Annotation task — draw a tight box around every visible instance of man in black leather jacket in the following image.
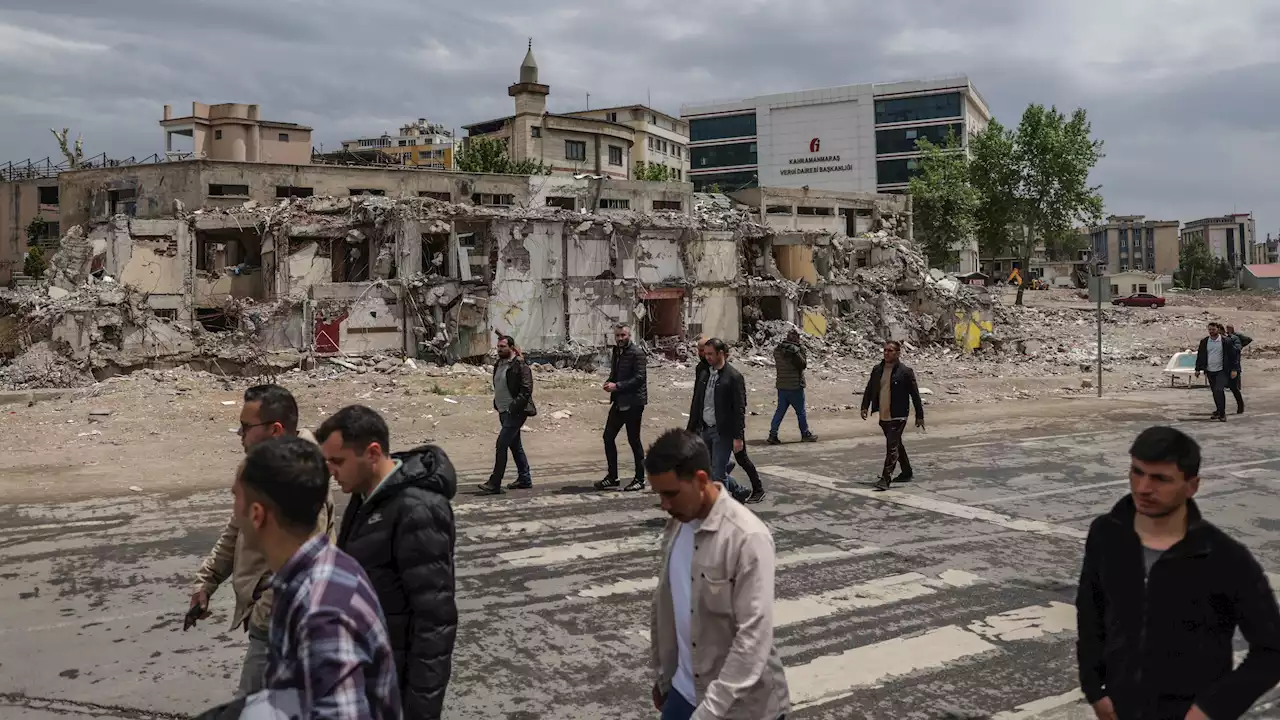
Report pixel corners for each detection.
[596,323,649,492]
[317,405,458,720]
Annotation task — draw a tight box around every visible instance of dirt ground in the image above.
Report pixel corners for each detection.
[1,289,1274,504]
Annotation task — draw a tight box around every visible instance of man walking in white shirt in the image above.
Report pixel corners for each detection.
[647,429,789,720]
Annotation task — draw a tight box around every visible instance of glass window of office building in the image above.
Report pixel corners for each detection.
[691,141,757,170]
[874,92,962,125]
[875,123,965,154]
[876,157,922,185]
[689,114,757,142]
[691,170,757,192]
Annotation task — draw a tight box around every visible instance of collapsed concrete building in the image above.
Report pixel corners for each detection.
[0,159,994,385]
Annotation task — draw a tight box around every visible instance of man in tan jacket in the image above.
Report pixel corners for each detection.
[187,385,336,697]
[647,429,789,720]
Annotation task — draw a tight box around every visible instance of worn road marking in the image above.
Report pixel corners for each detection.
[496,534,657,567]
[762,467,1087,540]
[978,455,1280,505]
[462,507,661,542]
[792,601,1078,711]
[777,569,982,627]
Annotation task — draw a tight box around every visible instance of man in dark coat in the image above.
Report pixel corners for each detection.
[479,335,537,493]
[1194,322,1240,421]
[1225,323,1251,414]
[768,328,817,445]
[860,340,924,492]
[686,338,751,503]
[317,405,458,720]
[597,323,648,492]
[1076,426,1280,720]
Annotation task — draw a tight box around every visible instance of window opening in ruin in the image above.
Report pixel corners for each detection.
[154,309,178,321]
[472,193,514,206]
[196,307,234,332]
[641,298,684,342]
[856,251,869,268]
[758,296,784,321]
[276,186,314,198]
[209,184,250,197]
[546,196,576,211]
[38,186,59,205]
[531,126,542,138]
[350,188,386,196]
[419,191,451,202]
[108,188,137,217]
[796,206,831,216]
[653,200,682,211]
[279,133,290,142]
[766,205,792,215]
[331,235,374,283]
[565,140,587,162]
[608,145,623,166]
[422,233,451,277]
[599,198,630,210]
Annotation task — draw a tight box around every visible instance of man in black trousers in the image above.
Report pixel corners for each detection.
[1076,426,1280,720]
[1225,323,1251,414]
[478,335,537,494]
[596,324,648,492]
[859,340,924,492]
[1194,322,1239,422]
[686,338,751,504]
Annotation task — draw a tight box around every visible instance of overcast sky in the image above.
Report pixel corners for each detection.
[2,0,1277,239]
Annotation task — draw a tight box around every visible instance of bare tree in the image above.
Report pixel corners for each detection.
[51,128,84,168]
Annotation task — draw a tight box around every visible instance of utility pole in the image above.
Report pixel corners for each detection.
[1094,256,1103,397]
[586,92,590,110]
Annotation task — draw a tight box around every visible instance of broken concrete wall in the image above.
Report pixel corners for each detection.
[687,231,737,284]
[689,287,739,341]
[288,241,332,296]
[567,280,632,346]
[635,229,686,285]
[310,283,407,356]
[490,220,567,351]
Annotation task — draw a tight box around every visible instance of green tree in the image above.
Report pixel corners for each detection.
[453,137,550,175]
[26,217,49,247]
[969,106,1105,304]
[634,162,672,182]
[24,247,47,280]
[1175,240,1213,289]
[908,132,976,270]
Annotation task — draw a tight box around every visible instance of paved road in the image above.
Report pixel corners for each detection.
[2,410,1279,719]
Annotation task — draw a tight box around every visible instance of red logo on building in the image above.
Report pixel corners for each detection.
[809,138,821,153]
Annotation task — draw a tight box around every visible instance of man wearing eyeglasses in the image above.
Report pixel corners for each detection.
[186,385,336,698]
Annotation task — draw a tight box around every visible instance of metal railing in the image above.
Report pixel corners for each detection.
[0,152,165,182]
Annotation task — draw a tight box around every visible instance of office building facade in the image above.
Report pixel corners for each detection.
[1085,215,1181,275]
[1180,213,1256,269]
[680,76,990,193]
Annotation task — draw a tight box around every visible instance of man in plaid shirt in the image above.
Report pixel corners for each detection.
[234,436,401,720]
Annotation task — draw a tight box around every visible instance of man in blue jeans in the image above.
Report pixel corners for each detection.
[686,338,750,504]
[767,329,818,446]
[478,335,536,494]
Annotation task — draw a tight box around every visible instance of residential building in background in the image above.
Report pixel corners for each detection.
[1180,213,1255,270]
[161,102,312,164]
[1084,215,1181,275]
[680,76,990,194]
[339,119,455,168]
[463,43,638,181]
[0,169,61,285]
[563,105,689,181]
[1263,233,1280,264]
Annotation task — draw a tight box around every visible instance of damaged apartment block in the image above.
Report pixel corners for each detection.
[6,160,994,380]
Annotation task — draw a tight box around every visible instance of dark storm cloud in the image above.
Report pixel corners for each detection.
[1,0,1276,235]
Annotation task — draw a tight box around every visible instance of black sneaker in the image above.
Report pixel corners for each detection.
[506,480,533,490]
[892,472,913,484]
[801,433,818,443]
[731,487,751,504]
[766,436,782,446]
[1217,415,1228,423]
[594,476,620,491]
[1237,405,1245,415]
[477,481,505,495]
[623,478,646,492]
[873,479,891,492]
[745,490,766,504]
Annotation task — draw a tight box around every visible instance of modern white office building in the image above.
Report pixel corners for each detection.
[680,76,991,194]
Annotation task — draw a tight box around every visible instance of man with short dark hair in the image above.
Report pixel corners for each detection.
[1195,322,1239,421]
[188,384,335,698]
[647,429,789,720]
[233,436,398,719]
[1224,323,1251,414]
[768,328,817,446]
[1076,426,1280,720]
[686,338,750,503]
[860,341,924,492]
[318,405,457,720]
[480,335,536,494]
[597,323,648,492]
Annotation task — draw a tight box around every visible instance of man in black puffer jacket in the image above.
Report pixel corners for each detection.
[317,405,457,720]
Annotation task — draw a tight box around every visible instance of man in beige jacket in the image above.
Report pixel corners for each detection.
[187,385,336,697]
[647,429,789,720]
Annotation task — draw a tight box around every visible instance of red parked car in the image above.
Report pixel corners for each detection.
[1112,293,1166,308]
